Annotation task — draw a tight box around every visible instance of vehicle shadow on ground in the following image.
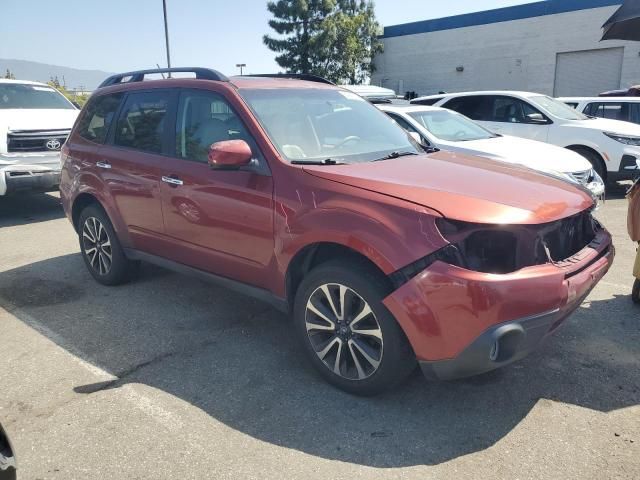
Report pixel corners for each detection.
[0,193,64,227]
[0,254,638,467]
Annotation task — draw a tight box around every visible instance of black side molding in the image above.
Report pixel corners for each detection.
[124,249,288,313]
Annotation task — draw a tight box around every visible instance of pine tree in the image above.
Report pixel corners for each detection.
[263,0,336,74]
[263,0,383,84]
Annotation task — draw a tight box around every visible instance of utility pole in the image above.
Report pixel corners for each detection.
[162,0,172,77]
[236,63,246,76]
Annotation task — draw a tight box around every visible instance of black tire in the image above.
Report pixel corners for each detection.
[293,259,416,396]
[632,279,640,305]
[77,204,138,286]
[570,147,607,183]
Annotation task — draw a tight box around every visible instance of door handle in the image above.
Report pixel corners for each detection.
[162,175,184,186]
[96,161,111,169]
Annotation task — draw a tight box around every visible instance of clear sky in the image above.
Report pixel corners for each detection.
[1,0,534,75]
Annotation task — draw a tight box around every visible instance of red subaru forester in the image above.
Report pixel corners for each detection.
[60,68,614,395]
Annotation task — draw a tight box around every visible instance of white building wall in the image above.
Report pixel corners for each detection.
[372,5,640,97]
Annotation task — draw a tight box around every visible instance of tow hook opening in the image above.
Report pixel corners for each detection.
[489,327,525,363]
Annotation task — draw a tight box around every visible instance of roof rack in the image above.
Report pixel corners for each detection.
[98,67,229,88]
[244,73,335,85]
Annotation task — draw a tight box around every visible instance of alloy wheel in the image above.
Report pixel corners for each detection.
[82,217,112,276]
[305,283,383,380]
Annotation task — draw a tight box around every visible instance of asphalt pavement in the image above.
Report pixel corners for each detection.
[0,188,638,479]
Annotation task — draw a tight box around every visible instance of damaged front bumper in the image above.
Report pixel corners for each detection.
[0,153,62,195]
[382,228,614,380]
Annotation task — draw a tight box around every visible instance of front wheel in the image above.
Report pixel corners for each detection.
[293,259,416,396]
[632,279,640,305]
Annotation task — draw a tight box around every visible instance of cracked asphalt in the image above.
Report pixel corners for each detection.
[0,189,638,480]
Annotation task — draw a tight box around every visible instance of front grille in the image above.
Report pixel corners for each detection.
[434,210,599,275]
[7,129,70,152]
[568,170,593,185]
[538,210,597,262]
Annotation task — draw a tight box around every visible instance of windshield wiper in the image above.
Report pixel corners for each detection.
[290,158,345,165]
[373,151,419,162]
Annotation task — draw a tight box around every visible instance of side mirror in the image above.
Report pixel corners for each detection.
[208,140,252,169]
[526,113,548,124]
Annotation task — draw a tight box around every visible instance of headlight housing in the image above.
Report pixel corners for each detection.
[604,132,640,146]
[389,212,600,288]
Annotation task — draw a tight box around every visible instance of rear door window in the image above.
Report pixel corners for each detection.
[114,91,171,154]
[442,96,490,120]
[585,102,628,121]
[77,93,124,144]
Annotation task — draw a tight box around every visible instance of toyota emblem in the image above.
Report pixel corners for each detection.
[46,139,61,150]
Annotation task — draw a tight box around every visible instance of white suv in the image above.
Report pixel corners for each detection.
[377,103,605,198]
[411,91,640,183]
[558,97,640,128]
[0,79,79,196]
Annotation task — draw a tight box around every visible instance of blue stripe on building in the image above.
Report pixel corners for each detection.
[383,0,622,38]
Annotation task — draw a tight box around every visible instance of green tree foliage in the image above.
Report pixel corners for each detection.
[263,0,335,74]
[47,80,89,108]
[263,0,383,84]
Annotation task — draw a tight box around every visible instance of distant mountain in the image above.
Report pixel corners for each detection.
[0,59,113,91]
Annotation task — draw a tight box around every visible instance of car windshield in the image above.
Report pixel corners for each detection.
[408,109,496,142]
[529,95,587,121]
[0,83,75,110]
[239,87,420,163]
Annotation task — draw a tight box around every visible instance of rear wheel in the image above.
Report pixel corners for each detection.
[293,259,415,395]
[78,204,138,286]
[632,279,640,305]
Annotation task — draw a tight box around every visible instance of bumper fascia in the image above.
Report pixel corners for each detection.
[2,169,61,195]
[609,153,640,181]
[383,229,614,380]
[0,152,62,195]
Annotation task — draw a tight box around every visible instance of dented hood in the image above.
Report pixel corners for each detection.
[303,151,594,225]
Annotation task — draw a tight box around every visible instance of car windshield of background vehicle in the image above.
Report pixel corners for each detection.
[408,110,496,142]
[529,95,587,121]
[0,83,75,109]
[239,88,420,163]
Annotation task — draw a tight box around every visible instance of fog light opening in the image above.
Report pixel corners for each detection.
[489,341,500,362]
[489,329,524,363]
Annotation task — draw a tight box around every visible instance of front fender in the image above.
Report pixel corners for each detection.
[273,188,448,297]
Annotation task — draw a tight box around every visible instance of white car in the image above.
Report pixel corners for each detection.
[558,97,640,128]
[378,104,605,198]
[0,79,79,196]
[342,84,398,100]
[411,91,640,183]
